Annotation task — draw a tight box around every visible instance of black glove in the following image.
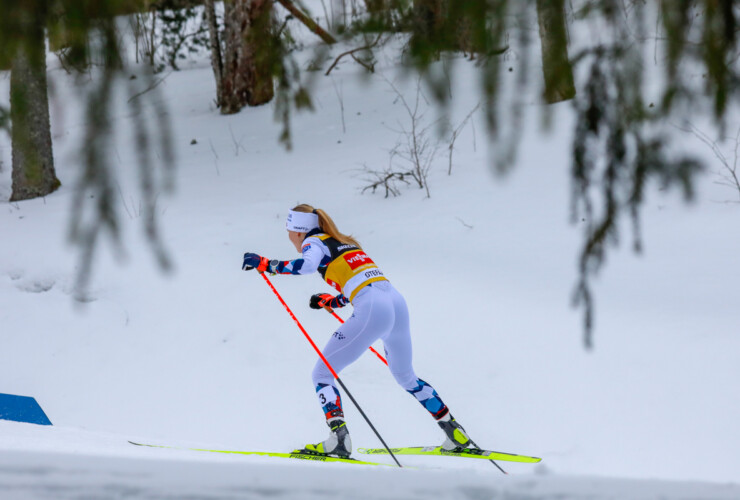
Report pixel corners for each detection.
[310,293,349,310]
[310,293,333,309]
[243,253,271,272]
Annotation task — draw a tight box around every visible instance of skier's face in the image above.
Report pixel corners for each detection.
[288,230,305,253]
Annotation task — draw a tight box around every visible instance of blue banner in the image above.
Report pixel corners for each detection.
[0,393,52,426]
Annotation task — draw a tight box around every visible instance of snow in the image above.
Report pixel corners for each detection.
[1,6,740,499]
[2,422,739,500]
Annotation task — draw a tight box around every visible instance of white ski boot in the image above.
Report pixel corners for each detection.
[302,419,352,457]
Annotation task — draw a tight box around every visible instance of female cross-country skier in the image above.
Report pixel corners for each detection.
[242,204,471,457]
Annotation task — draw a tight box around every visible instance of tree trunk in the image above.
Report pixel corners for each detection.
[220,0,275,114]
[330,0,346,30]
[204,0,224,107]
[365,0,387,14]
[411,0,479,56]
[536,0,576,104]
[10,7,60,202]
[47,1,70,53]
[413,0,444,39]
[410,0,444,60]
[275,0,337,44]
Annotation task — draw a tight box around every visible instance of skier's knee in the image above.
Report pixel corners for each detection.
[391,370,418,390]
[312,363,334,387]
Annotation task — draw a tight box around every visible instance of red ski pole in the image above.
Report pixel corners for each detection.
[257,272,402,467]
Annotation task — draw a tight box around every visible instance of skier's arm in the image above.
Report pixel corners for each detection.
[268,238,327,275]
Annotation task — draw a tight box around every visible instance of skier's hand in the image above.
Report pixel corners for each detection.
[331,294,350,308]
[310,293,349,310]
[243,253,269,272]
[310,293,334,309]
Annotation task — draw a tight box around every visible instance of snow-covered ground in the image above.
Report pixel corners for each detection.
[2,422,740,500]
[1,6,739,499]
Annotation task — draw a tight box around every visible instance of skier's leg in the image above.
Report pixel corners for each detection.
[310,285,394,404]
[381,284,442,410]
[306,285,394,455]
[315,383,344,422]
[405,379,450,420]
[383,284,471,449]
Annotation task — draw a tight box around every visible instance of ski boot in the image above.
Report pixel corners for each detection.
[302,419,352,458]
[437,414,471,451]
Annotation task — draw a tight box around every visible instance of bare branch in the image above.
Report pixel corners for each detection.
[276,0,337,45]
[325,34,383,76]
[128,72,171,103]
[449,102,480,175]
[678,123,740,203]
[455,216,474,229]
[331,78,346,134]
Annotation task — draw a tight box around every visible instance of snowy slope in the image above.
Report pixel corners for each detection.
[3,421,740,500]
[1,6,740,498]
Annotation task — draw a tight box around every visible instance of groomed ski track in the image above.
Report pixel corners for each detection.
[1,422,738,500]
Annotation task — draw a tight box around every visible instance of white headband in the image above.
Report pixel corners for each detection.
[286,210,319,233]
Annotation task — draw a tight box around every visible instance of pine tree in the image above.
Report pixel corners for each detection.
[9,0,60,202]
[220,0,276,113]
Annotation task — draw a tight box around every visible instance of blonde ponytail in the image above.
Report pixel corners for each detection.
[291,204,361,248]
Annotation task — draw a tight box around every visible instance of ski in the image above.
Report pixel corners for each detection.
[128,441,389,466]
[358,446,541,463]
